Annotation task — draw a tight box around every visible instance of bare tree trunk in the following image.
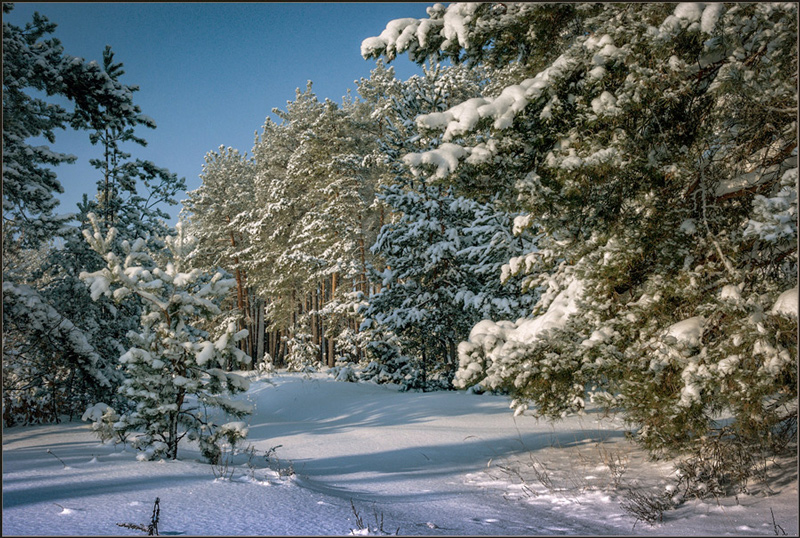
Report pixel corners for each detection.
[311,289,318,346]
[421,347,428,393]
[224,215,253,364]
[256,298,265,364]
[243,288,253,360]
[280,329,288,366]
[312,284,324,364]
[448,338,457,379]
[318,284,323,350]
[355,316,362,363]
[327,273,337,367]
[270,329,278,365]
[103,127,111,227]
[358,214,368,296]
[167,386,185,460]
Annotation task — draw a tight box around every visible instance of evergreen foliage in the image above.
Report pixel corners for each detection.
[356,62,535,390]
[6,2,795,489]
[80,214,252,461]
[184,83,385,370]
[3,5,185,427]
[364,2,797,465]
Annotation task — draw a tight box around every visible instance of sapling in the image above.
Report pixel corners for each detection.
[80,214,252,461]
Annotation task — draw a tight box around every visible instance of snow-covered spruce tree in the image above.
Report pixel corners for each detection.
[357,62,536,390]
[363,184,537,390]
[365,1,797,473]
[80,214,252,461]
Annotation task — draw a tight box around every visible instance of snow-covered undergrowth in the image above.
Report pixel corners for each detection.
[3,372,797,536]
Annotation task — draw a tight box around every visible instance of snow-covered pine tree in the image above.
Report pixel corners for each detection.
[1,278,116,425]
[80,214,252,461]
[3,5,79,248]
[77,45,185,242]
[288,95,384,368]
[183,146,262,365]
[15,201,134,420]
[36,44,186,421]
[221,83,384,370]
[243,84,326,366]
[365,2,797,471]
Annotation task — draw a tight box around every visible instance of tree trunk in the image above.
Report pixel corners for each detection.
[421,347,428,393]
[319,278,328,364]
[280,329,288,366]
[327,273,337,367]
[270,329,278,365]
[358,214,368,296]
[256,298,265,365]
[313,284,324,364]
[311,289,318,345]
[448,338,457,383]
[167,387,185,460]
[224,215,252,361]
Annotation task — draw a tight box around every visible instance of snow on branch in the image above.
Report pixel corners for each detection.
[360,18,429,60]
[401,53,575,178]
[418,55,572,141]
[361,3,481,60]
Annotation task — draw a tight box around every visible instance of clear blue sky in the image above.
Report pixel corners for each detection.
[4,2,432,224]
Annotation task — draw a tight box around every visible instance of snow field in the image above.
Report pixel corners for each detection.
[3,372,797,536]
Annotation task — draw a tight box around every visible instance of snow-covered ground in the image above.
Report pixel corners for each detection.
[3,372,797,536]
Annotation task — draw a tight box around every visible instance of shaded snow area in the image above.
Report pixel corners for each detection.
[3,372,797,536]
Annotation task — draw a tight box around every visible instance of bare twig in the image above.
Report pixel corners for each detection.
[350,499,365,531]
[117,497,160,536]
[349,499,399,535]
[117,522,149,533]
[771,507,787,536]
[46,449,67,468]
[620,488,672,530]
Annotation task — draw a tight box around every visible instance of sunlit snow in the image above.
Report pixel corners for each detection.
[772,287,798,318]
[4,372,797,536]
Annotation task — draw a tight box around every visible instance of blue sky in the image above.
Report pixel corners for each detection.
[5,2,432,224]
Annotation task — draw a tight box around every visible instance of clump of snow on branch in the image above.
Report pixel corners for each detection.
[771,287,798,318]
[360,18,424,60]
[743,167,797,244]
[454,275,583,395]
[360,3,480,60]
